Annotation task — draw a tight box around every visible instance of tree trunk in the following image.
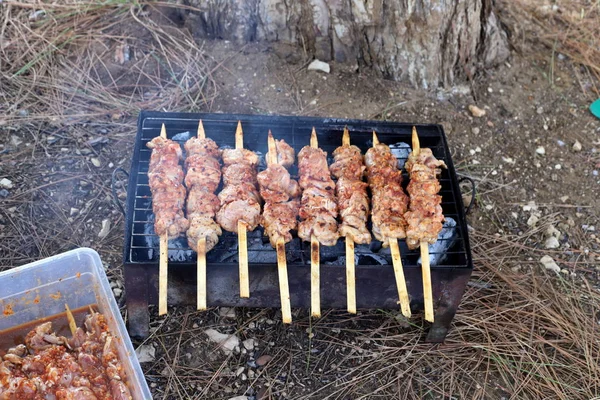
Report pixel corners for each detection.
[182,0,509,89]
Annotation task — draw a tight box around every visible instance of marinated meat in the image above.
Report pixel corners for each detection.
[404,147,447,249]
[147,136,189,238]
[184,136,223,252]
[0,312,132,400]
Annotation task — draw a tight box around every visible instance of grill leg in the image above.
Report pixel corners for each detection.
[425,269,471,343]
[125,264,150,339]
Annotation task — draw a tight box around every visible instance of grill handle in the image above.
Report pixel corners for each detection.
[458,176,476,214]
[111,167,129,217]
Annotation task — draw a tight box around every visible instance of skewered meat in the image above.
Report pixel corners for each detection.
[404,147,447,249]
[266,138,295,168]
[261,200,300,246]
[147,136,189,238]
[365,142,409,245]
[258,137,300,247]
[297,146,339,246]
[0,311,132,399]
[184,137,223,252]
[330,143,371,244]
[257,164,301,203]
[217,148,262,232]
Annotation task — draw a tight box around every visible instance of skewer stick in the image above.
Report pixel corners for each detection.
[195,121,208,310]
[412,126,434,322]
[236,121,250,298]
[266,131,292,322]
[373,130,411,318]
[197,238,207,311]
[346,234,356,314]
[158,124,169,316]
[276,239,292,323]
[389,239,411,318]
[64,303,77,336]
[310,127,321,318]
[197,119,206,139]
[342,127,356,314]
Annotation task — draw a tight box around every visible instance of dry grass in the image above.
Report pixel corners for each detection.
[502,0,600,98]
[0,1,218,126]
[140,228,600,399]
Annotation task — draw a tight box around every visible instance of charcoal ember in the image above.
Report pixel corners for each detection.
[418,217,457,266]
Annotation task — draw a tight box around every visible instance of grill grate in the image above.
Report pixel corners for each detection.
[123,112,472,271]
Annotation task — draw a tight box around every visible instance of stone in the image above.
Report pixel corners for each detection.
[544,236,560,249]
[236,366,245,376]
[227,396,248,400]
[535,147,545,155]
[526,215,539,227]
[0,178,13,189]
[70,208,79,216]
[468,105,486,117]
[113,288,123,297]
[204,329,240,355]
[91,157,101,168]
[540,255,560,274]
[219,307,236,319]
[98,219,111,239]
[307,59,331,73]
[135,344,156,363]
[256,355,273,367]
[572,140,582,152]
[242,338,255,351]
[546,226,560,238]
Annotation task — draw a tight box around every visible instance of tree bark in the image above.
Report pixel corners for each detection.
[182,0,509,88]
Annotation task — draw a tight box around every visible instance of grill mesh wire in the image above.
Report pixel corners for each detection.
[124,113,470,269]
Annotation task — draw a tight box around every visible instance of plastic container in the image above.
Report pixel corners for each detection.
[0,248,152,399]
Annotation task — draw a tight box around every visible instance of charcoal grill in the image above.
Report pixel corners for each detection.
[117,111,473,342]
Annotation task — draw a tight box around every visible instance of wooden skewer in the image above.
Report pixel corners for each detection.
[342,127,356,314]
[235,121,251,298]
[196,120,208,311]
[276,239,292,323]
[373,131,411,318]
[412,126,434,322]
[64,303,77,336]
[158,123,169,316]
[310,127,321,318]
[266,131,292,323]
[389,238,411,318]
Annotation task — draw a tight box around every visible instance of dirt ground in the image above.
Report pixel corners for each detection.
[1,2,600,399]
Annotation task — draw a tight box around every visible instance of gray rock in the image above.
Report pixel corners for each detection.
[572,140,582,152]
[135,344,156,363]
[91,157,101,168]
[242,338,255,351]
[544,236,560,249]
[204,329,239,355]
[308,59,331,73]
[219,307,236,319]
[98,219,111,239]
[0,178,13,189]
[540,255,560,273]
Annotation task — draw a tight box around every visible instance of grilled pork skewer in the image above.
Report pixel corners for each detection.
[257,132,299,323]
[405,127,447,323]
[329,127,371,313]
[216,121,262,298]
[365,132,411,318]
[147,124,189,315]
[298,128,339,317]
[184,120,222,310]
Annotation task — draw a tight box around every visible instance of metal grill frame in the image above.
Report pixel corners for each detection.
[122,111,473,342]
